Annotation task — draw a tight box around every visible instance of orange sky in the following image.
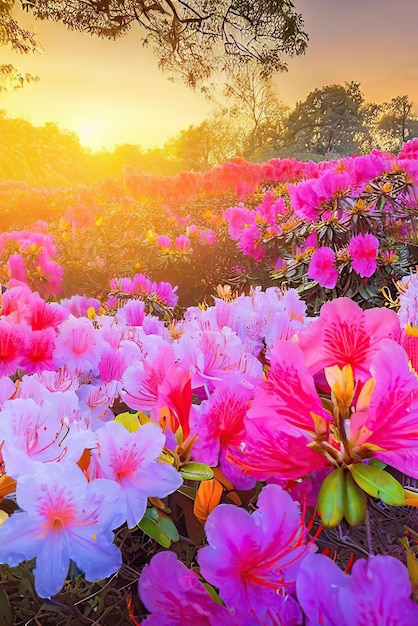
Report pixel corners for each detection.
[2,0,418,151]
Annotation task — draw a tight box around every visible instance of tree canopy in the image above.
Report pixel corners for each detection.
[20,0,308,87]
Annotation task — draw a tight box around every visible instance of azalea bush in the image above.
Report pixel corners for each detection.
[0,275,418,623]
[2,145,418,622]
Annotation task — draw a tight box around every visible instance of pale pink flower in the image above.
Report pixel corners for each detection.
[0,464,123,598]
[92,421,182,528]
[54,316,103,374]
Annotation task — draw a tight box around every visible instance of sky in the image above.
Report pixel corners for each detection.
[2,0,418,151]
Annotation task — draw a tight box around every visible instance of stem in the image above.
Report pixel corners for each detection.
[365,509,373,555]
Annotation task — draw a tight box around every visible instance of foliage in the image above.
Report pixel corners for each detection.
[23,0,308,87]
[0,0,39,90]
[3,146,418,620]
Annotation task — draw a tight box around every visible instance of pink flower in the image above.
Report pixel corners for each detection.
[191,379,255,489]
[174,234,190,252]
[296,554,418,625]
[224,205,256,240]
[0,320,26,376]
[121,344,177,412]
[234,340,330,481]
[298,298,400,381]
[138,551,234,625]
[98,347,127,383]
[0,397,95,479]
[349,339,418,478]
[198,484,311,623]
[92,421,182,528]
[20,327,57,374]
[307,247,338,289]
[0,464,123,598]
[156,235,172,250]
[54,316,103,374]
[349,233,379,277]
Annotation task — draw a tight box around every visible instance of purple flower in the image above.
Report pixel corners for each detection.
[198,484,313,622]
[296,553,418,625]
[138,551,235,625]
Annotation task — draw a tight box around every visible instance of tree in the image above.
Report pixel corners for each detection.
[377,95,418,152]
[0,0,39,91]
[217,62,289,160]
[165,110,247,170]
[281,82,366,158]
[22,0,308,87]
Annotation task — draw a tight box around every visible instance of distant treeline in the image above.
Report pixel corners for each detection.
[1,81,417,187]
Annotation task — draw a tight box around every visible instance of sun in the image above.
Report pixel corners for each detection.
[75,122,106,151]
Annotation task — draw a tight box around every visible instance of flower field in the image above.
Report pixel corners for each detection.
[2,142,418,623]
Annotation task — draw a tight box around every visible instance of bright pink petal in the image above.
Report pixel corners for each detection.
[307,247,338,289]
[298,298,400,381]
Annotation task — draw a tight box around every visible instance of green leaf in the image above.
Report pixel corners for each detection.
[179,463,214,481]
[316,467,345,528]
[368,459,387,470]
[0,589,13,626]
[144,507,159,522]
[202,583,224,605]
[158,517,179,543]
[137,516,171,548]
[177,485,197,500]
[344,470,367,526]
[350,464,406,506]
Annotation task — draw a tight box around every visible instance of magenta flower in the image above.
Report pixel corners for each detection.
[0,320,27,377]
[349,233,379,277]
[349,339,418,478]
[138,551,235,625]
[296,554,418,625]
[307,247,338,289]
[20,327,57,374]
[298,298,400,381]
[156,234,172,250]
[0,464,123,598]
[175,234,190,252]
[198,484,313,622]
[233,340,330,481]
[92,421,182,528]
[191,379,255,489]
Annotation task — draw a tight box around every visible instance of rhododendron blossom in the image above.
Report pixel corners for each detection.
[0,464,123,598]
[138,551,235,625]
[307,247,338,288]
[198,484,314,623]
[191,379,255,489]
[298,298,400,381]
[296,553,418,625]
[238,336,418,482]
[349,233,379,277]
[92,421,182,527]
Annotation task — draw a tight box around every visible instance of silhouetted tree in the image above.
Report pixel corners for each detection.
[281,82,366,158]
[22,0,308,87]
